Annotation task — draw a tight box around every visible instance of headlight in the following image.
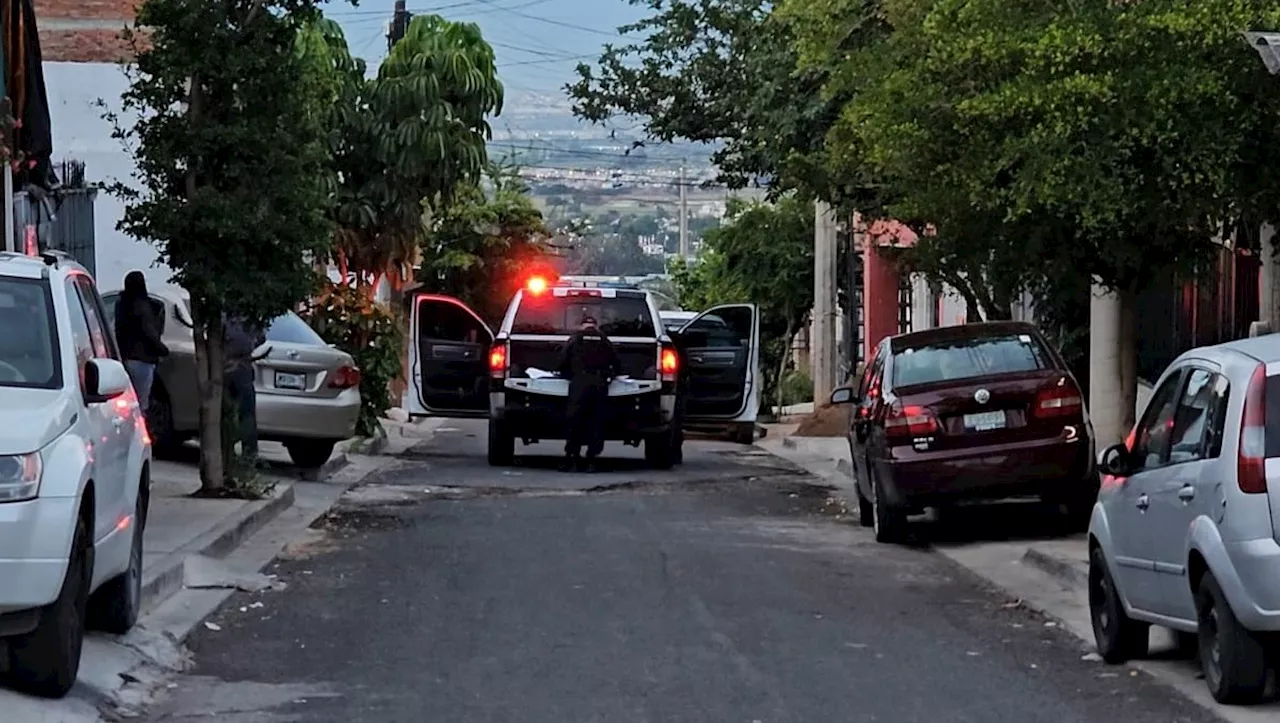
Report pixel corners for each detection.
[0,453,42,502]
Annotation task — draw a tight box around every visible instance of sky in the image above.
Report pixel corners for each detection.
[323,0,650,99]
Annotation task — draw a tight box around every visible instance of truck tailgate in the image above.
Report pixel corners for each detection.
[509,338,657,380]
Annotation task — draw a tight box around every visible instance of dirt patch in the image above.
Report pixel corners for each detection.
[793,404,848,437]
[277,531,343,561]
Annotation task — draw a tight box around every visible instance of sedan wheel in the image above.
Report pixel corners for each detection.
[870,474,906,544]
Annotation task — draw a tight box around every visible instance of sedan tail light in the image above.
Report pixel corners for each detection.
[1033,377,1083,418]
[328,364,361,389]
[1238,364,1268,494]
[884,401,938,439]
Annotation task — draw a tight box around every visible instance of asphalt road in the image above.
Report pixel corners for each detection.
[145,422,1218,723]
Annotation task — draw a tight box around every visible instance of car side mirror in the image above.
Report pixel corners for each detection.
[830,386,857,405]
[84,358,131,404]
[1099,443,1132,477]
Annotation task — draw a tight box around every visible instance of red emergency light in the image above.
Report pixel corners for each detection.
[526,276,549,294]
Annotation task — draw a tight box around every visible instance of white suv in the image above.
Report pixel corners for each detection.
[1089,335,1280,705]
[0,252,151,698]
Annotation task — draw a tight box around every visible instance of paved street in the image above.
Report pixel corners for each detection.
[145,421,1218,723]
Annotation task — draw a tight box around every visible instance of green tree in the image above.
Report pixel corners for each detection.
[309,15,504,296]
[417,165,550,324]
[113,0,332,492]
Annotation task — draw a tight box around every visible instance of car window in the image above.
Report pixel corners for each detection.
[680,311,747,349]
[1168,369,1224,464]
[867,345,887,401]
[102,292,169,334]
[0,277,60,389]
[419,300,486,343]
[63,278,97,391]
[891,333,1051,388]
[512,295,656,337]
[266,313,326,346]
[1131,371,1184,470]
[74,276,118,360]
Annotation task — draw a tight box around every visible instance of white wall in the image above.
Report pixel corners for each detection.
[45,62,171,292]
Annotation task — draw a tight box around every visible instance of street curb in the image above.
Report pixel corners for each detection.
[139,483,297,614]
[756,424,768,439]
[1021,547,1089,588]
[835,457,854,479]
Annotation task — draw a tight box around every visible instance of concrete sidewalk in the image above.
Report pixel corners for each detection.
[758,426,1280,723]
[0,416,442,721]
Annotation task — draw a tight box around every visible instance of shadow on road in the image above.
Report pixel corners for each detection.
[897,499,1080,548]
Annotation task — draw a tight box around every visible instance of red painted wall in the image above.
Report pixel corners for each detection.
[863,244,900,361]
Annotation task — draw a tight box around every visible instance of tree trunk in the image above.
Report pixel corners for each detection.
[776,320,795,415]
[192,302,226,492]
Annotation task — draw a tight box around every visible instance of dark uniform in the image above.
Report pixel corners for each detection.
[556,318,622,470]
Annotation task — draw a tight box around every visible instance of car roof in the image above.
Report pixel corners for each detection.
[0,251,88,280]
[1193,334,1280,365]
[888,320,1041,352]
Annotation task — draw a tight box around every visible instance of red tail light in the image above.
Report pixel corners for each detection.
[329,364,361,389]
[1238,364,1268,494]
[489,342,509,377]
[1034,377,1083,418]
[659,345,679,381]
[885,402,938,439]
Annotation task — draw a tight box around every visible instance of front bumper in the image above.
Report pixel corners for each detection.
[0,496,77,615]
[494,389,674,440]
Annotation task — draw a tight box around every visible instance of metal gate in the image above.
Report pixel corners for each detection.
[10,187,97,276]
[898,274,913,334]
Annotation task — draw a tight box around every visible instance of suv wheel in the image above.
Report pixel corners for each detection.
[488,419,515,466]
[1088,545,1148,663]
[7,514,92,699]
[1197,571,1268,704]
[89,483,147,634]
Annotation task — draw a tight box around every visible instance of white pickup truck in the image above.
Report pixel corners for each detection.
[404,279,760,467]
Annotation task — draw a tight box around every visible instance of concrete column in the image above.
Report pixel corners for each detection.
[812,201,839,405]
[1089,284,1135,448]
[1260,223,1279,332]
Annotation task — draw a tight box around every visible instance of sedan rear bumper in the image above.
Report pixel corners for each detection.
[257,387,361,441]
[877,435,1093,507]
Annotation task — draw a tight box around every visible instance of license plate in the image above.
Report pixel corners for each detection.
[274,371,306,390]
[963,410,1006,431]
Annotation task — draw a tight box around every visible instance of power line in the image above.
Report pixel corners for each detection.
[470,0,630,38]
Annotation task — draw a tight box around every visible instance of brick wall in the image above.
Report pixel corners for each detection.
[34,0,138,63]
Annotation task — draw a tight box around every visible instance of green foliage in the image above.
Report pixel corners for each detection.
[567,0,861,203]
[298,15,504,290]
[302,283,404,438]
[111,0,333,489]
[780,369,814,407]
[417,165,549,324]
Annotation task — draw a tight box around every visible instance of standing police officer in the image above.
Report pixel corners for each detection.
[557,315,622,472]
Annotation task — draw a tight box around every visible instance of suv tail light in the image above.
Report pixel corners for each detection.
[1033,377,1083,418]
[884,401,938,439]
[659,344,679,382]
[329,364,361,389]
[1238,364,1268,494]
[489,342,509,378]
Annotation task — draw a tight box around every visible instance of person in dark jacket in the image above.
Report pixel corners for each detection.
[556,315,622,472]
[113,271,169,412]
[224,314,268,461]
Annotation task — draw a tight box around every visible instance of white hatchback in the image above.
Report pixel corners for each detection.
[0,252,151,698]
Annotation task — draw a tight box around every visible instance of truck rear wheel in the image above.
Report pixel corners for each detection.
[645,432,674,470]
[488,419,515,466]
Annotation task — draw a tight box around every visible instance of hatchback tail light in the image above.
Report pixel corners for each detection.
[329,364,361,389]
[1033,377,1083,418]
[884,401,938,439]
[1238,364,1268,494]
[489,342,509,378]
[659,344,679,382]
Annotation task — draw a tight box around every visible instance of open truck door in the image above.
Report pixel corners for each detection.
[676,303,761,444]
[406,293,495,418]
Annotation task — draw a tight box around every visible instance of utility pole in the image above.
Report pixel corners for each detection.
[678,162,689,259]
[388,0,411,50]
[812,201,838,407]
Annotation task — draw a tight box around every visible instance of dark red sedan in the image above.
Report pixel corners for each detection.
[830,321,1097,543]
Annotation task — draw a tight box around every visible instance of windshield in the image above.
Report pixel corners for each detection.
[267,312,327,346]
[0,277,61,389]
[513,295,656,337]
[892,334,1051,388]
